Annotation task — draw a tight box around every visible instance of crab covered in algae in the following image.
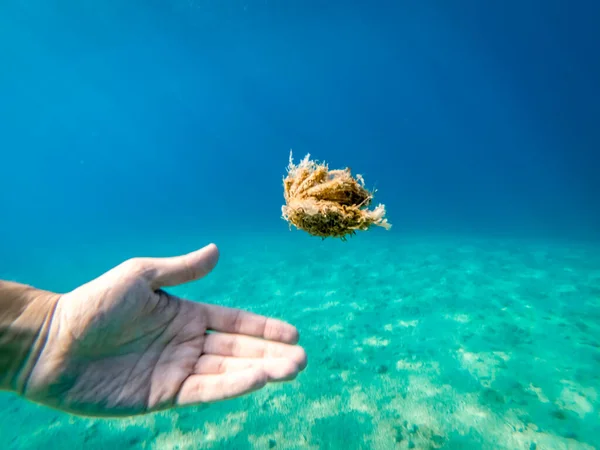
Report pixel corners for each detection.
[281,151,391,240]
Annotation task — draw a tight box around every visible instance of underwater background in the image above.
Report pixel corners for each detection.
[1,0,599,448]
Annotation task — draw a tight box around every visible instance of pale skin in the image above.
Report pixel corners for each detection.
[11,243,307,417]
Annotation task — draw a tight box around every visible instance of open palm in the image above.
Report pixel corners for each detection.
[22,244,306,417]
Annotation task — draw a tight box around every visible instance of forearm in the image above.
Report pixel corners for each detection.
[0,280,60,393]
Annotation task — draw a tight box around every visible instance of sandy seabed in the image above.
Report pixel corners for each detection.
[1,232,599,449]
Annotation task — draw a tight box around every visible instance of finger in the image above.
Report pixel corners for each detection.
[203,303,300,344]
[194,355,301,380]
[146,243,220,290]
[176,368,268,405]
[203,333,307,370]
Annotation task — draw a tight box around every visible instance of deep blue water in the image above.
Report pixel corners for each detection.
[1,0,599,256]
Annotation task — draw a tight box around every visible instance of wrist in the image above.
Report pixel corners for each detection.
[0,280,60,393]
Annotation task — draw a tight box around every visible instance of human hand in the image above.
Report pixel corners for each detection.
[21,244,306,417]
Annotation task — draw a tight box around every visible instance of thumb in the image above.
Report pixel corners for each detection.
[145,243,220,290]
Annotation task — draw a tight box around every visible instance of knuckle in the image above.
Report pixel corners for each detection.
[120,257,155,279]
[230,309,243,334]
[121,257,144,271]
[253,370,269,388]
[263,318,275,340]
[181,257,198,283]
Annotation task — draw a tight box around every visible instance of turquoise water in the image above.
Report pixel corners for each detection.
[1,231,600,449]
[1,1,600,448]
